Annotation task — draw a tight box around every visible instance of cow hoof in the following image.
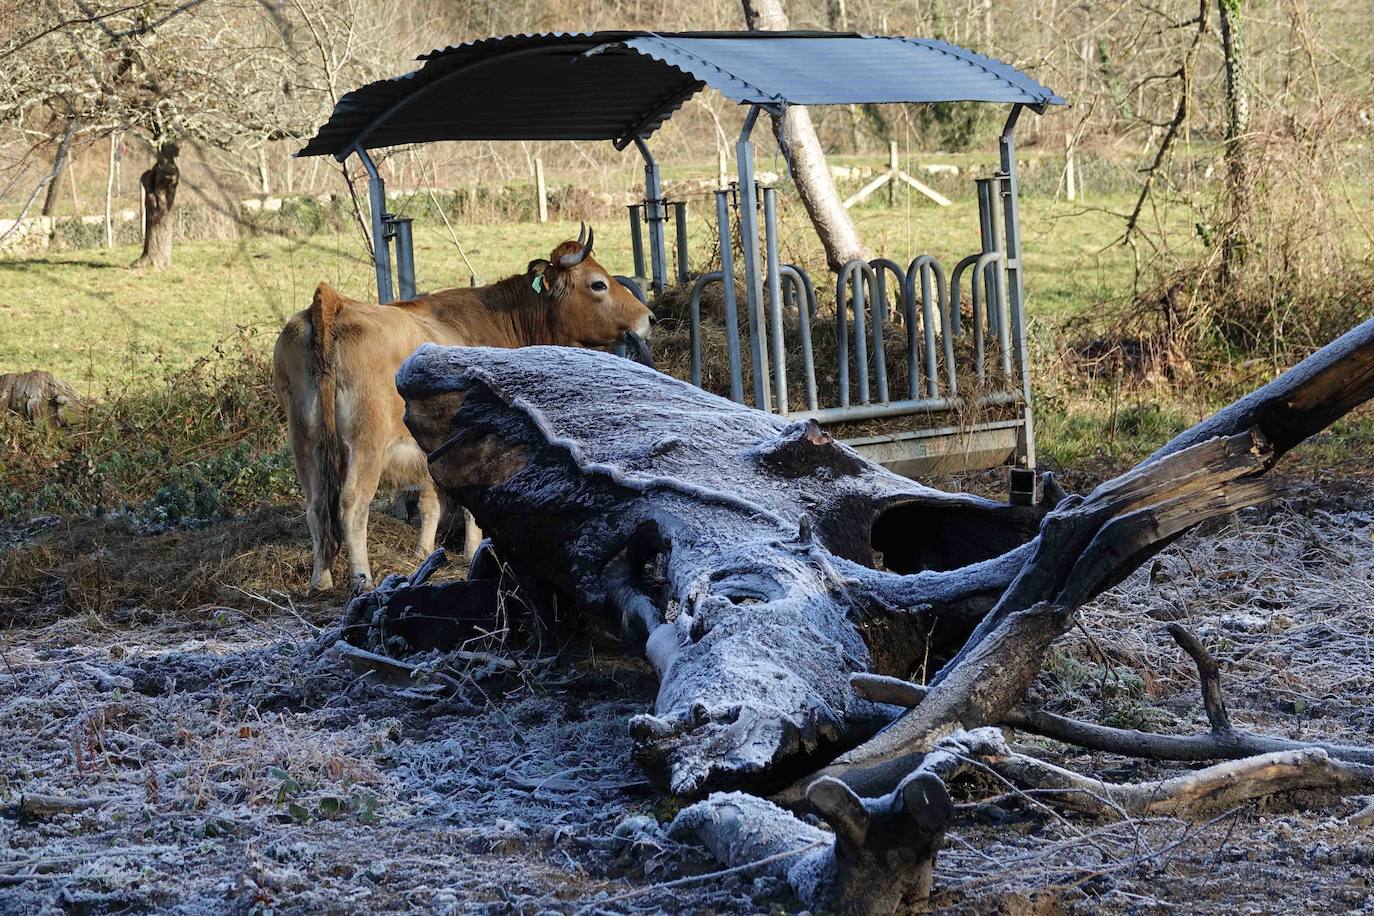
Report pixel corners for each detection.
[310,570,334,593]
[348,573,373,597]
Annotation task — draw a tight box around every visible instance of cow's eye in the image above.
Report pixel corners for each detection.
[590,279,608,293]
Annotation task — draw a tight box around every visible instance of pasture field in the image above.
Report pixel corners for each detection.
[3,179,1372,523]
[4,175,1374,913]
[0,190,1169,389]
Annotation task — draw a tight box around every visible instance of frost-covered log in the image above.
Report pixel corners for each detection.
[382,317,1374,913]
[397,343,1045,796]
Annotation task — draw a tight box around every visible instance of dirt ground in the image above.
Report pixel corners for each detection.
[3,469,1374,914]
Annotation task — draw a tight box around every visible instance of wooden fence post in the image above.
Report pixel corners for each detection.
[534,156,548,223]
[888,141,899,207]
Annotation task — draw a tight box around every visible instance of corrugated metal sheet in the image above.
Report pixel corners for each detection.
[297,31,1064,159]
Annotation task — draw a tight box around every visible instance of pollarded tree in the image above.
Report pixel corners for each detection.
[0,1,377,269]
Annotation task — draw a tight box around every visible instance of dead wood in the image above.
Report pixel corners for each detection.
[779,428,1278,805]
[969,731,1374,819]
[16,793,113,819]
[0,370,81,424]
[396,344,1044,796]
[668,729,988,914]
[851,639,1374,766]
[380,316,1374,912]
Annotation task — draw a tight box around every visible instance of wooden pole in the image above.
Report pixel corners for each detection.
[888,141,899,207]
[534,156,548,223]
[104,133,116,247]
[68,149,82,214]
[1065,135,1077,202]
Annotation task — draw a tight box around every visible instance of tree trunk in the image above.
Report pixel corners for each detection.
[1217,0,1251,279]
[393,344,1044,797]
[41,119,79,217]
[375,314,1374,913]
[741,0,869,271]
[134,141,180,270]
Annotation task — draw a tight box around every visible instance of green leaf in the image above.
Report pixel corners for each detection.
[287,802,311,824]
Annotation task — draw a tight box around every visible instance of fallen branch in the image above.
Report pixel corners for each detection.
[851,633,1374,766]
[16,793,113,818]
[971,733,1374,818]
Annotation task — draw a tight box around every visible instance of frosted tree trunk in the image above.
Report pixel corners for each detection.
[741,0,869,271]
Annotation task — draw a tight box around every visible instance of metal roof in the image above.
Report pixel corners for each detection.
[297,31,1065,159]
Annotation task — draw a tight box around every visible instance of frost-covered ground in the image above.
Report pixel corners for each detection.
[3,479,1374,914]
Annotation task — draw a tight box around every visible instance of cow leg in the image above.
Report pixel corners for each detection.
[306,493,336,592]
[416,474,442,557]
[463,510,485,563]
[339,449,385,594]
[287,424,335,592]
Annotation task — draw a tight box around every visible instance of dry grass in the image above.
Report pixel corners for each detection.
[0,504,452,625]
[650,278,1020,441]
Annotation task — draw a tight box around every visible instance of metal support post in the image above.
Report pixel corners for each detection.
[714,191,745,403]
[736,106,771,411]
[762,186,788,413]
[672,201,689,286]
[633,137,668,295]
[355,146,394,304]
[392,216,415,299]
[974,177,1003,336]
[627,204,647,287]
[999,104,1038,486]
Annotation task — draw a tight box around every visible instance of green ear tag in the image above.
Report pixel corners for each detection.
[531,275,544,293]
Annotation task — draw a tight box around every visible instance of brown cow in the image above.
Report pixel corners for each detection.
[272,227,651,592]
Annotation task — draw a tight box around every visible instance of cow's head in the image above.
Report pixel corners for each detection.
[536,224,652,348]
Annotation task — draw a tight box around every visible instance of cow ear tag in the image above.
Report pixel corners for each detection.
[531,275,544,293]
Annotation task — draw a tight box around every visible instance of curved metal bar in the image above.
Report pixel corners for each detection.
[949,252,981,383]
[685,270,724,388]
[836,259,877,407]
[782,264,818,319]
[898,268,921,399]
[949,252,980,338]
[869,258,905,404]
[869,258,905,322]
[633,136,668,295]
[777,265,818,410]
[614,274,647,303]
[908,255,948,398]
[713,191,745,403]
[906,254,950,398]
[970,252,1004,382]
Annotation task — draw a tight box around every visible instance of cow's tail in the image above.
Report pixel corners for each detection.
[310,282,345,560]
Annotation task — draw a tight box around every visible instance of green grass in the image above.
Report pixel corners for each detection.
[2,178,1367,525]
[0,189,1162,389]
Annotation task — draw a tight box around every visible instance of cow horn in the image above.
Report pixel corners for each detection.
[558,224,594,269]
[576,222,587,245]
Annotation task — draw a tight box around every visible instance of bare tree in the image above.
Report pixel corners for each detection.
[741,0,869,271]
[0,1,386,268]
[1216,0,1251,279]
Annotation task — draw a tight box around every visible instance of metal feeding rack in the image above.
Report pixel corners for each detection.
[297,31,1065,500]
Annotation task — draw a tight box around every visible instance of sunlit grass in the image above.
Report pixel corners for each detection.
[0,188,1166,390]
